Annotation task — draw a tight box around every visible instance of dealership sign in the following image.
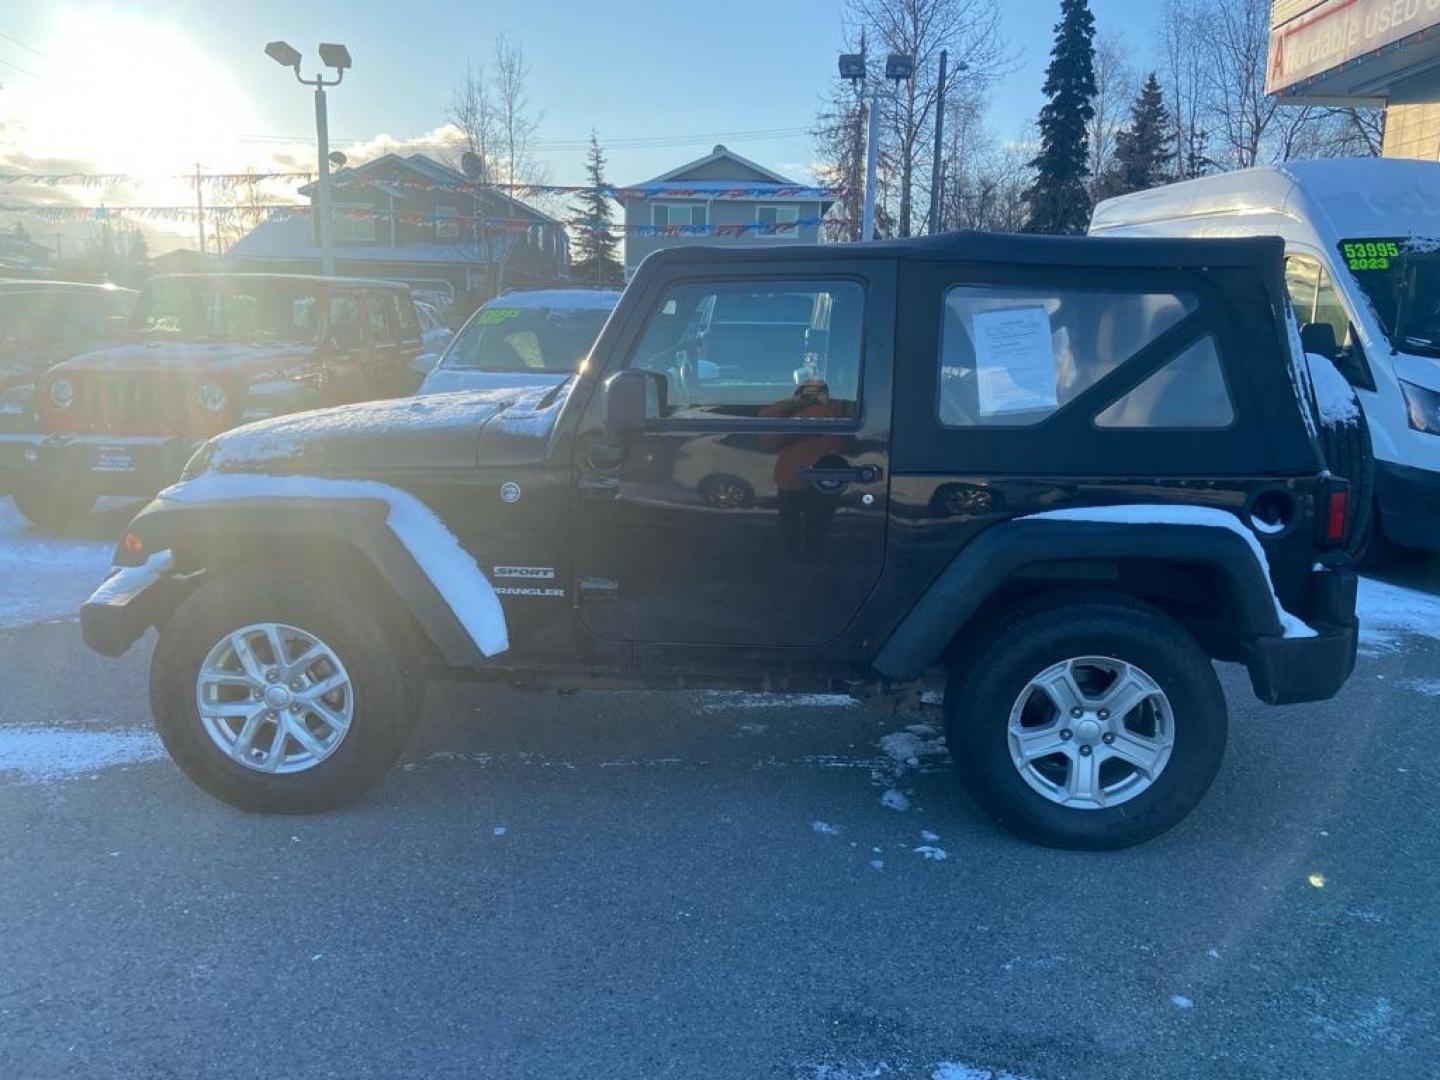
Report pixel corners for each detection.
[1268,0,1440,93]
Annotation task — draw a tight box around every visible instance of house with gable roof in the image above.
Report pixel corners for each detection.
[228,153,568,303]
[619,145,834,278]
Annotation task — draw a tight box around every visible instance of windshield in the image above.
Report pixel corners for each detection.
[131,278,322,343]
[1339,237,1440,357]
[442,304,611,372]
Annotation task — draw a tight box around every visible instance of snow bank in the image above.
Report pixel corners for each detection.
[1027,504,1317,638]
[1306,353,1362,426]
[0,498,114,628]
[164,473,508,656]
[0,726,165,782]
[1357,577,1440,652]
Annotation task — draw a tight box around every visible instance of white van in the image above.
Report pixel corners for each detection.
[1091,159,1440,551]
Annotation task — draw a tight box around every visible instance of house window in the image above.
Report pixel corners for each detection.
[755,204,801,236]
[331,203,377,243]
[652,202,707,228]
[436,205,461,241]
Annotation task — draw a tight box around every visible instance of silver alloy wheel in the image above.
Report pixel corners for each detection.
[1006,656,1175,810]
[196,622,354,775]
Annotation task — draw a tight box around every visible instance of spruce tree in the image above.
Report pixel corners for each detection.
[1103,72,1172,198]
[568,131,624,287]
[1023,0,1097,235]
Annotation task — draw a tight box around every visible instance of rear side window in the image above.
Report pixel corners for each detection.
[394,295,420,341]
[364,293,397,345]
[938,286,1195,427]
[1094,335,1234,429]
[329,294,364,350]
[629,279,864,421]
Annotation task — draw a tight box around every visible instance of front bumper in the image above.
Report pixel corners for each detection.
[1242,563,1358,706]
[80,550,184,658]
[1,433,200,497]
[1375,459,1440,552]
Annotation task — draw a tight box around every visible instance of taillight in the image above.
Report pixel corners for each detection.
[1319,481,1350,548]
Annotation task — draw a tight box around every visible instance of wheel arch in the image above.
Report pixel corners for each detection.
[872,518,1285,681]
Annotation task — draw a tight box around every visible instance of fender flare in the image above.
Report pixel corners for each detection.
[871,517,1286,681]
[116,477,507,667]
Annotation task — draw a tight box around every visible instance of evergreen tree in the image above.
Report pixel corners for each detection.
[1023,0,1097,235]
[568,131,624,288]
[1102,72,1173,197]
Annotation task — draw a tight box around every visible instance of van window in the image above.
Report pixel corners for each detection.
[629,280,864,421]
[1095,336,1234,428]
[938,286,1195,427]
[1285,254,1352,352]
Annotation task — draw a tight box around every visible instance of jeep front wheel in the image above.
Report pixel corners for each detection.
[945,597,1227,850]
[150,565,420,812]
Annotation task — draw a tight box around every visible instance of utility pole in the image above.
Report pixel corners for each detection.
[862,94,882,242]
[929,51,947,236]
[194,163,206,255]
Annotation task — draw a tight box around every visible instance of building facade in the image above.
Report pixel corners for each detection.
[1268,0,1440,160]
[229,153,568,302]
[620,146,833,278]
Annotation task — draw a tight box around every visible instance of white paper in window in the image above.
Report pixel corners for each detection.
[972,305,1059,417]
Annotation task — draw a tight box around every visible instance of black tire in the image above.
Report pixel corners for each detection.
[13,484,95,530]
[944,594,1227,850]
[150,564,421,813]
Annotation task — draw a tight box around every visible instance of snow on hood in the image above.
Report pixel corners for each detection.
[205,387,549,472]
[54,340,313,373]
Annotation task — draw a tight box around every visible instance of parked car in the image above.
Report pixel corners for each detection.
[418,288,621,395]
[0,281,136,445]
[3,273,423,527]
[81,232,1358,849]
[1091,158,1440,553]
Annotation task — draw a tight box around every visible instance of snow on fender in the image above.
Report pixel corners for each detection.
[161,473,509,657]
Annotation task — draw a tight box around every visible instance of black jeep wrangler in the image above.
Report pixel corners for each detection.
[80,233,1358,849]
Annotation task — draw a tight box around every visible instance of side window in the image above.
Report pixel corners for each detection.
[364,293,397,345]
[938,285,1196,427]
[1286,253,1352,349]
[1094,335,1234,429]
[50,294,112,346]
[0,300,34,352]
[629,280,864,421]
[395,296,420,341]
[329,294,364,350]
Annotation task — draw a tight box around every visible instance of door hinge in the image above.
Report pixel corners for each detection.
[576,576,620,604]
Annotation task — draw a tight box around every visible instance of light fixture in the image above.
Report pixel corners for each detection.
[885,52,914,81]
[838,53,867,82]
[264,40,302,69]
[318,42,352,71]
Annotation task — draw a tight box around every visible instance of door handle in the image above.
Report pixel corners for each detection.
[577,477,620,500]
[798,464,879,490]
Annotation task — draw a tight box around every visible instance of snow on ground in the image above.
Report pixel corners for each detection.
[700,692,857,712]
[1357,576,1440,652]
[0,498,114,628]
[796,1061,1036,1080]
[0,726,165,783]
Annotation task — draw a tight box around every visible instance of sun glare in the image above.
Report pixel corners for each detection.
[16,8,261,178]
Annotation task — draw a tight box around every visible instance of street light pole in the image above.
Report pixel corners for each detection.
[266,40,351,278]
[928,50,947,236]
[861,91,882,242]
[313,84,334,276]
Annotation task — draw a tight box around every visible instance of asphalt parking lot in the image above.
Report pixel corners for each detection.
[2,496,1438,1080]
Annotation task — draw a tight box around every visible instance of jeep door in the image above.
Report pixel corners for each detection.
[361,289,406,398]
[571,262,894,647]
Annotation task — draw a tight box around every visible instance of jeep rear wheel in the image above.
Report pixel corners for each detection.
[13,484,95,530]
[150,565,421,813]
[945,596,1226,850]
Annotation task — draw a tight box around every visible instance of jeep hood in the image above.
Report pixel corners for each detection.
[55,340,314,374]
[201,384,567,475]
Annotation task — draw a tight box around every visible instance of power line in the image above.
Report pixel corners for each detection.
[0,52,45,82]
[227,125,812,151]
[0,31,54,61]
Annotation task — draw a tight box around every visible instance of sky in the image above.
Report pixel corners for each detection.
[0,0,1170,252]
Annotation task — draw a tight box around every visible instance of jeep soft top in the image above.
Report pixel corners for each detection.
[79,231,1358,849]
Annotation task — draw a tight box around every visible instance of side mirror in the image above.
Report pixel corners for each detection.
[104,314,128,341]
[602,369,664,439]
[1300,321,1338,361]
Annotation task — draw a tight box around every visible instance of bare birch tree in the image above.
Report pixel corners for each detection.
[492,34,544,188]
[1087,32,1136,199]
